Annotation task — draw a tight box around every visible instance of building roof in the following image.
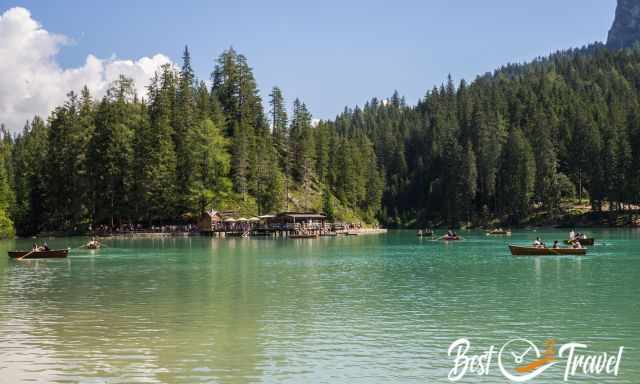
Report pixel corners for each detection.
[278,212,326,219]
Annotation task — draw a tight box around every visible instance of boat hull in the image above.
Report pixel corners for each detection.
[442,236,460,241]
[563,238,595,246]
[290,234,318,239]
[8,249,69,259]
[487,231,511,236]
[509,245,586,256]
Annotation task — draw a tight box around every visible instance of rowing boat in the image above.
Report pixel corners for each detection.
[487,229,511,236]
[509,245,586,256]
[290,233,318,239]
[563,238,595,246]
[442,236,461,241]
[8,249,69,259]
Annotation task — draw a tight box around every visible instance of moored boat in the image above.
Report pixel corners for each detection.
[8,249,69,259]
[226,231,249,238]
[563,238,595,246]
[509,245,586,256]
[290,233,318,239]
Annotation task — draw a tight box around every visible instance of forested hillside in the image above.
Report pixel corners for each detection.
[1,43,640,236]
[2,47,383,236]
[355,43,640,227]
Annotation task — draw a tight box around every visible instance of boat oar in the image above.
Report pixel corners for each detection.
[18,249,37,261]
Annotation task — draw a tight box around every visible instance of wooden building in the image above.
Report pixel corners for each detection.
[269,212,327,235]
[197,210,223,234]
[200,210,329,238]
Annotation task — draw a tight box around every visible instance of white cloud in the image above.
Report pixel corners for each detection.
[0,7,172,132]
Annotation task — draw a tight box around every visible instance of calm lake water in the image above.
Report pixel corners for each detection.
[0,229,638,383]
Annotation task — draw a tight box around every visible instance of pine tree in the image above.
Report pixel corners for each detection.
[187,117,231,213]
[88,77,137,227]
[459,140,478,224]
[322,186,335,221]
[498,128,536,223]
[269,87,288,168]
[136,66,178,223]
[175,46,197,214]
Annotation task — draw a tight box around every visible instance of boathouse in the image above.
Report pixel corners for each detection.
[271,212,327,232]
[197,210,223,234]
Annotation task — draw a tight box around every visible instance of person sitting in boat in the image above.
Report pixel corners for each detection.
[552,240,559,249]
[580,233,587,240]
[43,241,50,251]
[569,229,575,241]
[32,243,38,251]
[447,230,454,237]
[533,237,544,248]
[572,240,583,249]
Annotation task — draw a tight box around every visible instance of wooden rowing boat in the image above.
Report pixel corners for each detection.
[487,229,511,236]
[442,236,461,241]
[8,249,69,259]
[226,231,249,238]
[290,233,318,239]
[509,245,586,256]
[563,238,595,246]
[85,242,101,249]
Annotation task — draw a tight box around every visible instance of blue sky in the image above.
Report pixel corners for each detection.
[0,0,616,121]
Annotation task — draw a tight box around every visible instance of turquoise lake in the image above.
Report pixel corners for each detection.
[0,229,638,383]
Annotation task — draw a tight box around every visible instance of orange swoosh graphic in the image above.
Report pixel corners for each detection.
[516,357,555,373]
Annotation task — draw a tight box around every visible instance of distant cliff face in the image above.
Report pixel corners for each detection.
[608,0,640,48]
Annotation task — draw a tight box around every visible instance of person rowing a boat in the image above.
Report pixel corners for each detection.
[569,229,576,241]
[86,237,101,249]
[533,237,545,248]
[553,240,559,249]
[572,239,583,249]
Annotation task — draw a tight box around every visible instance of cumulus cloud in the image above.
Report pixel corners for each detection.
[0,7,172,132]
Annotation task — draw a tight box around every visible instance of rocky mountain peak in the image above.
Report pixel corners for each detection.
[608,0,640,49]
